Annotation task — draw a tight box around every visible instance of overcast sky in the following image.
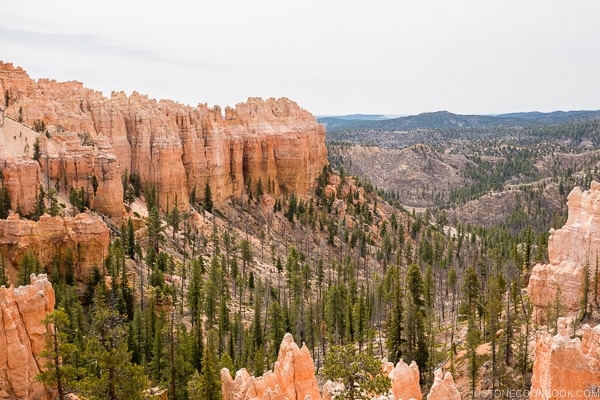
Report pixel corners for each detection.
[1,0,599,116]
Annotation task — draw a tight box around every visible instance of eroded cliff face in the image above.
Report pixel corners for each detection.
[221,333,321,400]
[529,318,600,400]
[0,274,55,400]
[0,62,327,215]
[0,213,110,283]
[527,181,600,323]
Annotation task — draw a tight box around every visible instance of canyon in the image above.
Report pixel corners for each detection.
[1,59,600,400]
[0,62,327,215]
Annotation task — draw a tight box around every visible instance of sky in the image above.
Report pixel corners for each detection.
[1,0,599,116]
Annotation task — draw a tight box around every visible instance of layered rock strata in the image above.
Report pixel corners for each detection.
[0,274,55,400]
[529,318,600,400]
[221,333,321,400]
[0,213,110,283]
[527,181,600,323]
[0,62,327,215]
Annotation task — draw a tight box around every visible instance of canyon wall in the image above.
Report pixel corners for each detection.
[0,274,55,400]
[0,213,110,283]
[529,318,600,400]
[0,62,327,215]
[527,181,600,323]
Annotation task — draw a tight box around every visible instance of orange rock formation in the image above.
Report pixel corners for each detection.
[385,359,422,400]
[0,213,110,283]
[0,62,327,215]
[0,274,55,400]
[427,369,460,400]
[529,318,600,400]
[224,334,460,400]
[221,333,321,400]
[527,181,600,323]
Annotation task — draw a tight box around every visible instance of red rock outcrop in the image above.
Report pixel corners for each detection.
[221,333,321,400]
[529,318,600,400]
[2,158,40,216]
[0,113,42,217]
[0,62,327,215]
[0,213,110,283]
[527,181,600,323]
[427,369,460,400]
[0,274,55,400]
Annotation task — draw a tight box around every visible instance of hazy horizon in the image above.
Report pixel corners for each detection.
[1,0,599,116]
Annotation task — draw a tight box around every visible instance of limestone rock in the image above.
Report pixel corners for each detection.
[0,274,55,400]
[527,181,600,323]
[427,369,460,400]
[388,359,422,400]
[529,317,600,399]
[0,213,110,283]
[0,62,327,215]
[221,333,321,400]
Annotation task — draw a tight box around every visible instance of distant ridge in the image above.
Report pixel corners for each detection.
[319,109,600,132]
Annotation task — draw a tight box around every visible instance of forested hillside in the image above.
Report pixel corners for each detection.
[22,161,573,399]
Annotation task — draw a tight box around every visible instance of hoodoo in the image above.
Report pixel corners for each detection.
[0,62,327,215]
[527,181,600,323]
[0,274,55,400]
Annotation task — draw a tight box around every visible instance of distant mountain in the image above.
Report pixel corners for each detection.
[317,114,390,130]
[321,110,600,132]
[318,114,389,121]
[497,110,600,123]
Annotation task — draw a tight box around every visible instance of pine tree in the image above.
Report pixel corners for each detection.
[33,138,41,161]
[0,179,10,219]
[78,289,147,400]
[167,203,181,240]
[127,219,136,259]
[203,180,213,213]
[386,266,404,363]
[18,250,40,287]
[0,256,8,287]
[323,344,391,400]
[486,276,504,390]
[466,311,480,398]
[405,263,428,380]
[147,205,162,253]
[188,329,221,400]
[37,308,79,399]
[47,188,60,217]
